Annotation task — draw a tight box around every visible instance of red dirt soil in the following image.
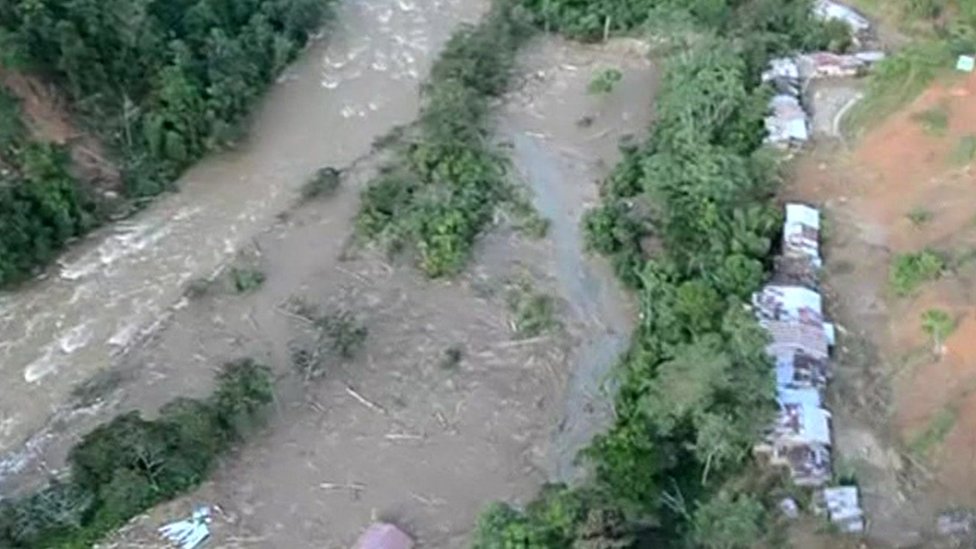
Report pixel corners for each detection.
[790,69,976,519]
[0,68,120,188]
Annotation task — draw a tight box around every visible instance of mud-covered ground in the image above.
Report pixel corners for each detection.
[2,36,655,549]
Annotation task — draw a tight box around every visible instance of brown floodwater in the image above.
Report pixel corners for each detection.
[0,0,487,480]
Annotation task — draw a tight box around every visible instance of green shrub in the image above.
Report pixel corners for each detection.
[507,281,559,338]
[355,1,534,277]
[588,68,623,94]
[317,309,369,359]
[951,134,976,165]
[230,267,266,293]
[889,250,945,296]
[0,359,273,547]
[213,359,275,438]
[911,105,949,135]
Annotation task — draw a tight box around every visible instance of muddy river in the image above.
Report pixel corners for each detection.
[0,13,659,545]
[0,0,486,478]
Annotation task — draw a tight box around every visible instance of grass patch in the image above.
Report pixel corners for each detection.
[506,279,558,338]
[908,404,958,459]
[950,135,976,165]
[889,250,945,296]
[911,105,949,136]
[906,206,933,226]
[843,40,952,133]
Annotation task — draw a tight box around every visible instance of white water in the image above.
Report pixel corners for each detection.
[0,0,485,473]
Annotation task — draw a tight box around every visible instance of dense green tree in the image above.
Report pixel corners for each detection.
[691,491,764,549]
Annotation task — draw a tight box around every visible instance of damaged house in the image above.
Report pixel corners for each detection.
[753,203,863,521]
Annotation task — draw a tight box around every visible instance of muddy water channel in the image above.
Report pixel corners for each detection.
[499,38,656,481]
[0,0,486,476]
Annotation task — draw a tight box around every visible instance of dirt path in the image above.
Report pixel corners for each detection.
[0,0,487,483]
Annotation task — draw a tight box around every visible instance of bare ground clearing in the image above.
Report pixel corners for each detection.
[788,70,976,547]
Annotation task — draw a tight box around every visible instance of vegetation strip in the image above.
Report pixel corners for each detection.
[0,0,333,286]
[0,360,274,548]
[474,1,851,547]
[355,0,536,277]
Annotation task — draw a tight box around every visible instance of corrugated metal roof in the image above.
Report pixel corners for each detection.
[753,285,824,325]
[765,321,830,359]
[824,486,865,533]
[813,0,871,32]
[774,348,830,389]
[784,203,821,265]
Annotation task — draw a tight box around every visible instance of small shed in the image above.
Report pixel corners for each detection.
[813,0,871,33]
[823,486,865,533]
[353,523,414,549]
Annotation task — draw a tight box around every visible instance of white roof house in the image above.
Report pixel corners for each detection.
[776,387,832,446]
[823,486,865,533]
[813,0,871,33]
[773,348,830,390]
[765,94,810,147]
[753,284,824,325]
[783,203,821,266]
[762,57,801,83]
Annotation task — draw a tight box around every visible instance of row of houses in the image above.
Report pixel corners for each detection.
[763,0,884,149]
[753,204,865,533]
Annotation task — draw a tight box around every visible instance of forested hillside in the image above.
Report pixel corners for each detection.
[0,0,331,286]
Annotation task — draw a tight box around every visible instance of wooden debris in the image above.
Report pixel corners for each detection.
[345,386,387,415]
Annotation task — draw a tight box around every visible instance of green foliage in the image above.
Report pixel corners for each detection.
[316,309,368,359]
[212,358,275,438]
[507,280,559,338]
[691,491,764,549]
[0,0,335,288]
[2,0,335,198]
[906,206,934,226]
[911,105,949,135]
[473,486,634,549]
[356,1,534,277]
[951,134,976,165]
[230,266,266,293]
[0,142,98,286]
[908,403,958,458]
[889,250,945,296]
[588,68,623,94]
[921,308,956,348]
[0,359,273,547]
